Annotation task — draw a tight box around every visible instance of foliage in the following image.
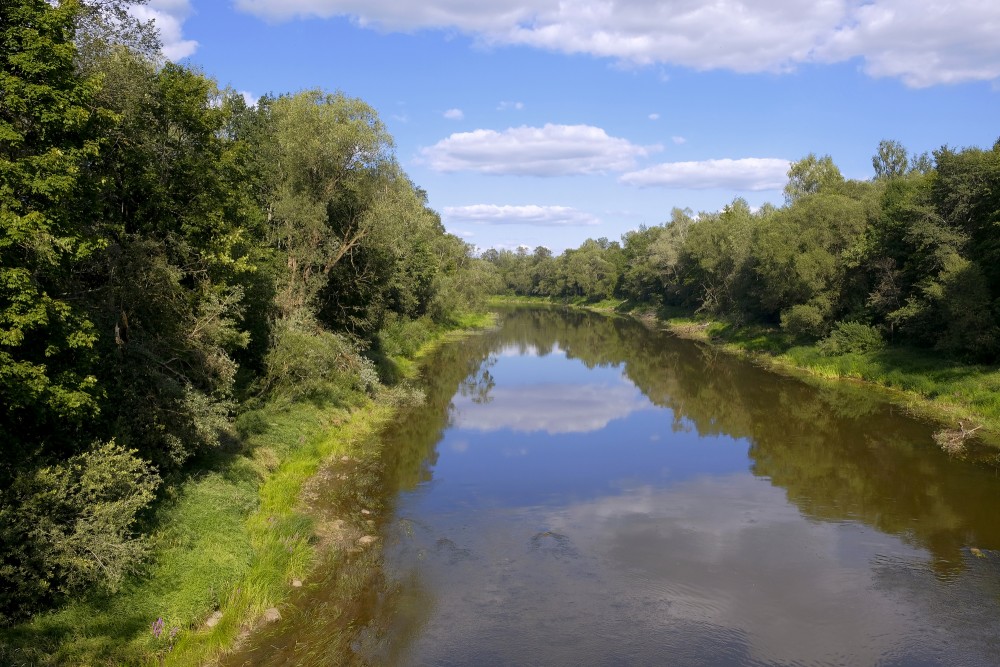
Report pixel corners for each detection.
[261,315,379,403]
[0,441,159,624]
[819,321,885,355]
[0,0,495,631]
[485,140,1000,363]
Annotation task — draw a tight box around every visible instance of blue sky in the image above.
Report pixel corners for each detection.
[140,0,1000,252]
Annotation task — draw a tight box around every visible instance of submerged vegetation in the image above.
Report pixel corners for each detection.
[1,0,496,661]
[484,139,1000,440]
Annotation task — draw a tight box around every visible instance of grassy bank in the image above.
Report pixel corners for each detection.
[0,313,494,667]
[491,296,1000,445]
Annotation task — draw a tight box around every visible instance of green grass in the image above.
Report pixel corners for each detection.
[0,312,494,667]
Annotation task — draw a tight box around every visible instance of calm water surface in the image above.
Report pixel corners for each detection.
[230,307,1000,666]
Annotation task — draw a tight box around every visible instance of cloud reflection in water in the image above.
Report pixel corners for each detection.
[451,382,652,434]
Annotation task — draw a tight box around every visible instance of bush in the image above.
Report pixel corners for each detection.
[819,321,886,355]
[377,314,432,360]
[261,315,379,402]
[0,442,160,624]
[780,303,828,338]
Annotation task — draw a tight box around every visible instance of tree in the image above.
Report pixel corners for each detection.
[754,193,868,334]
[0,0,165,622]
[784,153,844,203]
[268,90,397,317]
[872,139,909,180]
[1,0,107,474]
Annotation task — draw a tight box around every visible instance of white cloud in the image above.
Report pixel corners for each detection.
[818,0,1000,87]
[131,0,198,61]
[444,108,465,120]
[671,136,687,145]
[421,124,659,176]
[620,158,790,191]
[239,90,259,106]
[445,204,600,227]
[498,100,525,111]
[648,113,660,121]
[234,0,1000,87]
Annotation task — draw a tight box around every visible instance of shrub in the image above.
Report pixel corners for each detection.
[819,321,886,355]
[0,442,160,624]
[261,315,380,402]
[780,303,828,338]
[377,314,432,360]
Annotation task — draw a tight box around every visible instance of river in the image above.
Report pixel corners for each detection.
[227,306,1000,666]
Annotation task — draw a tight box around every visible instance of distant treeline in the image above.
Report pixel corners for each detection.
[1,0,496,623]
[485,141,1000,362]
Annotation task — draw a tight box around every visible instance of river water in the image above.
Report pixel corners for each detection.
[228,307,1000,666]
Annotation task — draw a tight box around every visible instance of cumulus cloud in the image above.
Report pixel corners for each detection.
[422,124,659,176]
[444,204,600,226]
[234,0,1000,87]
[671,136,687,145]
[818,0,1000,87]
[498,100,525,111]
[131,0,198,61]
[444,108,465,120]
[648,113,660,121]
[620,158,790,191]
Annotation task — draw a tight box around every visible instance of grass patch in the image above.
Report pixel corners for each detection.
[0,313,493,667]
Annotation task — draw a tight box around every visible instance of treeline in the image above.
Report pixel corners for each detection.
[486,142,1000,362]
[0,0,495,623]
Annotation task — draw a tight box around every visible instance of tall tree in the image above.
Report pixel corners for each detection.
[1,0,107,472]
[784,153,844,203]
[872,139,909,180]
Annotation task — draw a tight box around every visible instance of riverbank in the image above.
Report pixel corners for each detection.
[0,313,495,667]
[490,296,1000,448]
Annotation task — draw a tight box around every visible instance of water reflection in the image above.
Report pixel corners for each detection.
[229,306,1000,667]
[452,381,650,434]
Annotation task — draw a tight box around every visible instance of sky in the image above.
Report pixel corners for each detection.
[138,0,1000,253]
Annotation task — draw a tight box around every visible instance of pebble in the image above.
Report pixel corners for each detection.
[263,608,281,623]
[205,611,223,628]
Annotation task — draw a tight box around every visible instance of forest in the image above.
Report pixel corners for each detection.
[1,0,496,633]
[485,142,1000,364]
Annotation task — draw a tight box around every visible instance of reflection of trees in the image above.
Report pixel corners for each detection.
[458,355,496,405]
[379,305,1000,573]
[485,306,1000,571]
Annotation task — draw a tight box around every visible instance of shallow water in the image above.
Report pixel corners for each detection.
[229,307,1000,666]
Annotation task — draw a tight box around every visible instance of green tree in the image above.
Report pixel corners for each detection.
[1,0,107,474]
[872,139,909,180]
[268,90,396,317]
[0,0,165,622]
[784,153,844,203]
